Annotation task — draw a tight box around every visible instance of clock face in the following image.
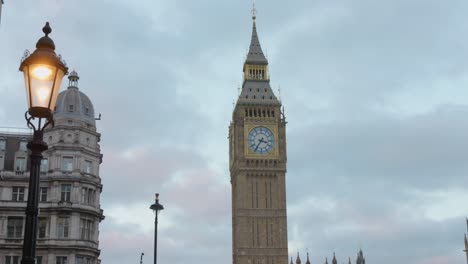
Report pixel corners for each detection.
[247,126,275,154]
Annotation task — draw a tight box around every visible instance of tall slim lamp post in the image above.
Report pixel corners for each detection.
[19,22,68,264]
[150,193,164,264]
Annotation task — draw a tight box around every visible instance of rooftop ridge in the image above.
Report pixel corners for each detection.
[0,127,33,135]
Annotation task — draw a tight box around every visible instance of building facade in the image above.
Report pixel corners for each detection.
[229,10,288,264]
[0,71,104,264]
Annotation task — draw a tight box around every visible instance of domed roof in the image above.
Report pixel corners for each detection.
[54,71,96,125]
[69,70,79,79]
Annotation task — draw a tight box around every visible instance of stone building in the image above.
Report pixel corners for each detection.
[0,71,104,264]
[229,7,288,264]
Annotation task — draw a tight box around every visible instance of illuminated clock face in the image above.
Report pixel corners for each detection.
[248,126,275,154]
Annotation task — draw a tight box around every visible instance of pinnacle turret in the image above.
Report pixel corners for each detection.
[296,252,302,264]
[356,249,366,264]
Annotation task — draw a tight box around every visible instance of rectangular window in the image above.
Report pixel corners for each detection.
[12,186,25,201]
[40,187,48,202]
[36,256,43,264]
[7,217,23,238]
[56,256,68,264]
[76,256,91,264]
[90,189,95,204]
[57,217,70,238]
[5,256,20,264]
[0,155,4,170]
[15,157,26,171]
[81,188,88,204]
[84,160,92,174]
[38,217,47,238]
[80,219,94,240]
[62,157,73,171]
[0,139,6,150]
[61,184,71,202]
[40,158,48,172]
[19,141,28,151]
[81,188,95,205]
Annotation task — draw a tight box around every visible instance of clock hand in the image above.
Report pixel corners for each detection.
[254,140,262,152]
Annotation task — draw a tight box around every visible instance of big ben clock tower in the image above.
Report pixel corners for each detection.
[229,8,288,264]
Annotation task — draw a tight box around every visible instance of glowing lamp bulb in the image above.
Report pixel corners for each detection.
[36,87,51,103]
[32,66,52,80]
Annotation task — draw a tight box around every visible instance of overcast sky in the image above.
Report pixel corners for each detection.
[1,0,468,263]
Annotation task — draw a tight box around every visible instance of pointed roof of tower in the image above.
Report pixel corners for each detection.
[245,3,268,65]
[296,252,302,264]
[305,252,311,264]
[332,253,337,264]
[236,6,280,106]
[356,249,365,264]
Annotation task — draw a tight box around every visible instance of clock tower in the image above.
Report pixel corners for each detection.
[229,9,288,264]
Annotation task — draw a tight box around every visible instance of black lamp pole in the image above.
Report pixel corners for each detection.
[19,22,67,264]
[150,193,164,264]
[21,129,47,264]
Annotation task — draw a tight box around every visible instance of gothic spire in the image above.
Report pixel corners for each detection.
[356,249,366,264]
[291,256,294,264]
[332,252,337,264]
[305,252,311,264]
[245,3,268,65]
[325,257,328,264]
[296,252,302,264]
[237,5,279,105]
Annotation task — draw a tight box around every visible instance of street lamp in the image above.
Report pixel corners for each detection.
[150,193,164,264]
[19,22,68,264]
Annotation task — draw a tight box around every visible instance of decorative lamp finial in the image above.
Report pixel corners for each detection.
[155,193,159,201]
[252,1,257,21]
[43,22,52,36]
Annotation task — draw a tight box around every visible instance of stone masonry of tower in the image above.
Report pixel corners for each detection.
[229,10,288,264]
[0,71,104,264]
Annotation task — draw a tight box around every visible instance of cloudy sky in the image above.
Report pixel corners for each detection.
[1,0,468,263]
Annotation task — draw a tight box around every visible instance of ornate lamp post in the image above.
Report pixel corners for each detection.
[19,22,68,264]
[150,193,164,264]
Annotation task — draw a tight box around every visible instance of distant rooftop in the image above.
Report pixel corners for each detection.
[0,127,33,136]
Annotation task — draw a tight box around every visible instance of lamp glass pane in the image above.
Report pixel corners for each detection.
[22,66,31,109]
[29,64,57,109]
[49,68,65,111]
